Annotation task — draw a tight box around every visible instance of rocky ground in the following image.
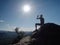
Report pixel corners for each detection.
[13,36,32,45]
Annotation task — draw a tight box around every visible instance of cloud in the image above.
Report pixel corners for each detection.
[0,23,16,31]
[6,24,16,31]
[0,20,5,23]
[19,27,34,31]
[19,26,40,31]
[0,26,35,31]
[0,23,35,31]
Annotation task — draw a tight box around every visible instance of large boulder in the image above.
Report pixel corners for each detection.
[31,23,60,45]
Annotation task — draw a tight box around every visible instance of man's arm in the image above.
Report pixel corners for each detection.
[36,15,40,19]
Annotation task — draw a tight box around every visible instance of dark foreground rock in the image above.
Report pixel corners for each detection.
[30,23,60,45]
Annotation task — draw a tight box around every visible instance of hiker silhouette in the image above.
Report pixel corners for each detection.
[35,14,44,30]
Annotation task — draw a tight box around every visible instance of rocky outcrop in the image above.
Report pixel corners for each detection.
[30,23,60,45]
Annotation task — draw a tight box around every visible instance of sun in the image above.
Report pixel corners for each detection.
[23,5,31,12]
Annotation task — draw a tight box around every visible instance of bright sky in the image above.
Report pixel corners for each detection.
[0,0,60,31]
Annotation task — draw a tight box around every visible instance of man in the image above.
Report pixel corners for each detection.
[40,14,44,26]
[35,14,44,30]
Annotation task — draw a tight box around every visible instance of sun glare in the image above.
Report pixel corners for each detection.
[23,5,30,12]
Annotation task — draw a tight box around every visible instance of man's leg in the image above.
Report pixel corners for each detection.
[35,23,40,30]
[35,24,37,30]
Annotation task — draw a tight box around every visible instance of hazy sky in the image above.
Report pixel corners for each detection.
[0,0,60,31]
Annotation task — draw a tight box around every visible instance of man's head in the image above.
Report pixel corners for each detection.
[40,14,43,18]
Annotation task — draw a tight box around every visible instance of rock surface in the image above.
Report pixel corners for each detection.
[13,36,32,45]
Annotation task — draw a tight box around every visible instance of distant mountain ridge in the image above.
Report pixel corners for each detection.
[0,30,32,45]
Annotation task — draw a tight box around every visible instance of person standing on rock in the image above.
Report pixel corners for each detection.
[35,14,44,30]
[39,14,44,26]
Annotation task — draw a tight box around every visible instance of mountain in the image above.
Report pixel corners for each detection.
[0,30,32,45]
[0,30,17,45]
